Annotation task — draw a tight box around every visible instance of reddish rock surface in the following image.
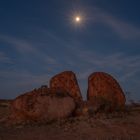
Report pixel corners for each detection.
[87,72,126,111]
[50,71,82,101]
[9,86,76,123]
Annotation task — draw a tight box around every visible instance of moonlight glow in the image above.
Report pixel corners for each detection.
[68,10,88,27]
[75,16,81,22]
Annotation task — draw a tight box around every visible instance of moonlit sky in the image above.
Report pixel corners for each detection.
[0,0,140,101]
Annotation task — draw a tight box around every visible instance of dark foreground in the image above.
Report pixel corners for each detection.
[0,100,140,140]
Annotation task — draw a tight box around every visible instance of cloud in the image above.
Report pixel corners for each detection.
[0,31,139,83]
[92,8,140,40]
[0,70,51,87]
[0,52,13,64]
[0,34,59,66]
[120,69,140,82]
[0,26,139,99]
[0,70,52,98]
[0,35,35,53]
[71,47,140,82]
[31,29,140,83]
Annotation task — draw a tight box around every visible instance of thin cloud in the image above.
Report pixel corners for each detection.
[0,34,59,66]
[77,49,140,70]
[33,30,140,83]
[0,35,35,53]
[0,70,52,98]
[0,27,139,99]
[72,47,140,82]
[92,8,140,40]
[0,70,51,87]
[120,69,140,82]
[0,52,13,64]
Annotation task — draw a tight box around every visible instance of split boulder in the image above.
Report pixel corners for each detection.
[87,72,126,111]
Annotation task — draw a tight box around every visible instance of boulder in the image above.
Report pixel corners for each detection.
[50,71,82,102]
[87,72,126,111]
[9,87,76,123]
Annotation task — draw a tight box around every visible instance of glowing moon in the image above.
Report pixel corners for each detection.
[75,16,81,23]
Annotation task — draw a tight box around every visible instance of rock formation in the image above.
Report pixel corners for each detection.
[87,72,126,111]
[8,71,127,124]
[50,71,82,102]
[9,86,76,123]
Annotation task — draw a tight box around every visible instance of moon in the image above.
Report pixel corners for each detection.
[68,11,86,27]
[75,16,81,23]
[76,16,80,22]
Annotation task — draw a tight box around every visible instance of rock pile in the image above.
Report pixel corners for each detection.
[9,71,126,123]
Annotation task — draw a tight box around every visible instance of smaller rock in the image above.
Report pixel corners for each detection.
[9,87,76,124]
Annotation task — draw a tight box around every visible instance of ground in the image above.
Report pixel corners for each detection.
[0,100,140,140]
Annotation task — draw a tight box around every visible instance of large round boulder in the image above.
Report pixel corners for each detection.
[50,71,82,102]
[9,87,76,123]
[87,72,126,111]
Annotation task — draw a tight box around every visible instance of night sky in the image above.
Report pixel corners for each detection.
[0,0,140,101]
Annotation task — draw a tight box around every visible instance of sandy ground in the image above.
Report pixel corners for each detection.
[0,101,140,140]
